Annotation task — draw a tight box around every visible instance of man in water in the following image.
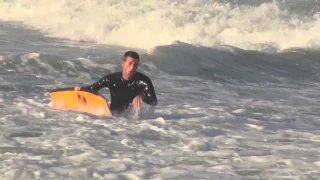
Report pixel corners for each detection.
[75,51,157,116]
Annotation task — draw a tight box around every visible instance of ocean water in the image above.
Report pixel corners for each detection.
[1,0,320,179]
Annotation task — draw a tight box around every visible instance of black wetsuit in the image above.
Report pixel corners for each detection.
[82,72,157,115]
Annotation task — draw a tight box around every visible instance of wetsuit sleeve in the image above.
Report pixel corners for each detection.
[140,78,157,106]
[81,75,112,92]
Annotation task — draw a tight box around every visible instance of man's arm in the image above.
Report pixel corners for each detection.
[140,78,157,106]
[81,75,112,92]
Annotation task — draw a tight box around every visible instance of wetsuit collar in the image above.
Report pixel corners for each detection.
[121,74,131,82]
[121,72,135,82]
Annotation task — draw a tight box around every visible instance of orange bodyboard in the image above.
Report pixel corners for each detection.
[49,88,112,116]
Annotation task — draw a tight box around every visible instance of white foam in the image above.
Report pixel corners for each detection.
[211,165,233,171]
[31,112,45,118]
[246,123,264,130]
[186,140,211,151]
[0,0,319,50]
[314,161,320,166]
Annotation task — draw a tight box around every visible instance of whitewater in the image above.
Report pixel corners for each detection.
[0,0,320,179]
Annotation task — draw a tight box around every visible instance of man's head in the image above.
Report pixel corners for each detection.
[122,51,140,80]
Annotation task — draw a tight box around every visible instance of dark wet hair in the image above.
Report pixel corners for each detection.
[123,51,139,62]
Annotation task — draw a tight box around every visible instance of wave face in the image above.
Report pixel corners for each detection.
[1,0,320,50]
[2,41,320,86]
[143,42,320,85]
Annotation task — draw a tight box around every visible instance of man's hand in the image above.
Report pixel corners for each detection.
[74,86,82,91]
[131,95,143,110]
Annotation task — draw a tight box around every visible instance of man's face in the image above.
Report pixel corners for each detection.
[122,57,139,80]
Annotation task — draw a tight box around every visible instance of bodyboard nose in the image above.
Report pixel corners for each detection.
[49,88,112,116]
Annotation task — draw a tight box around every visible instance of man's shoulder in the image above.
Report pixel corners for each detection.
[135,72,152,81]
[104,72,121,79]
